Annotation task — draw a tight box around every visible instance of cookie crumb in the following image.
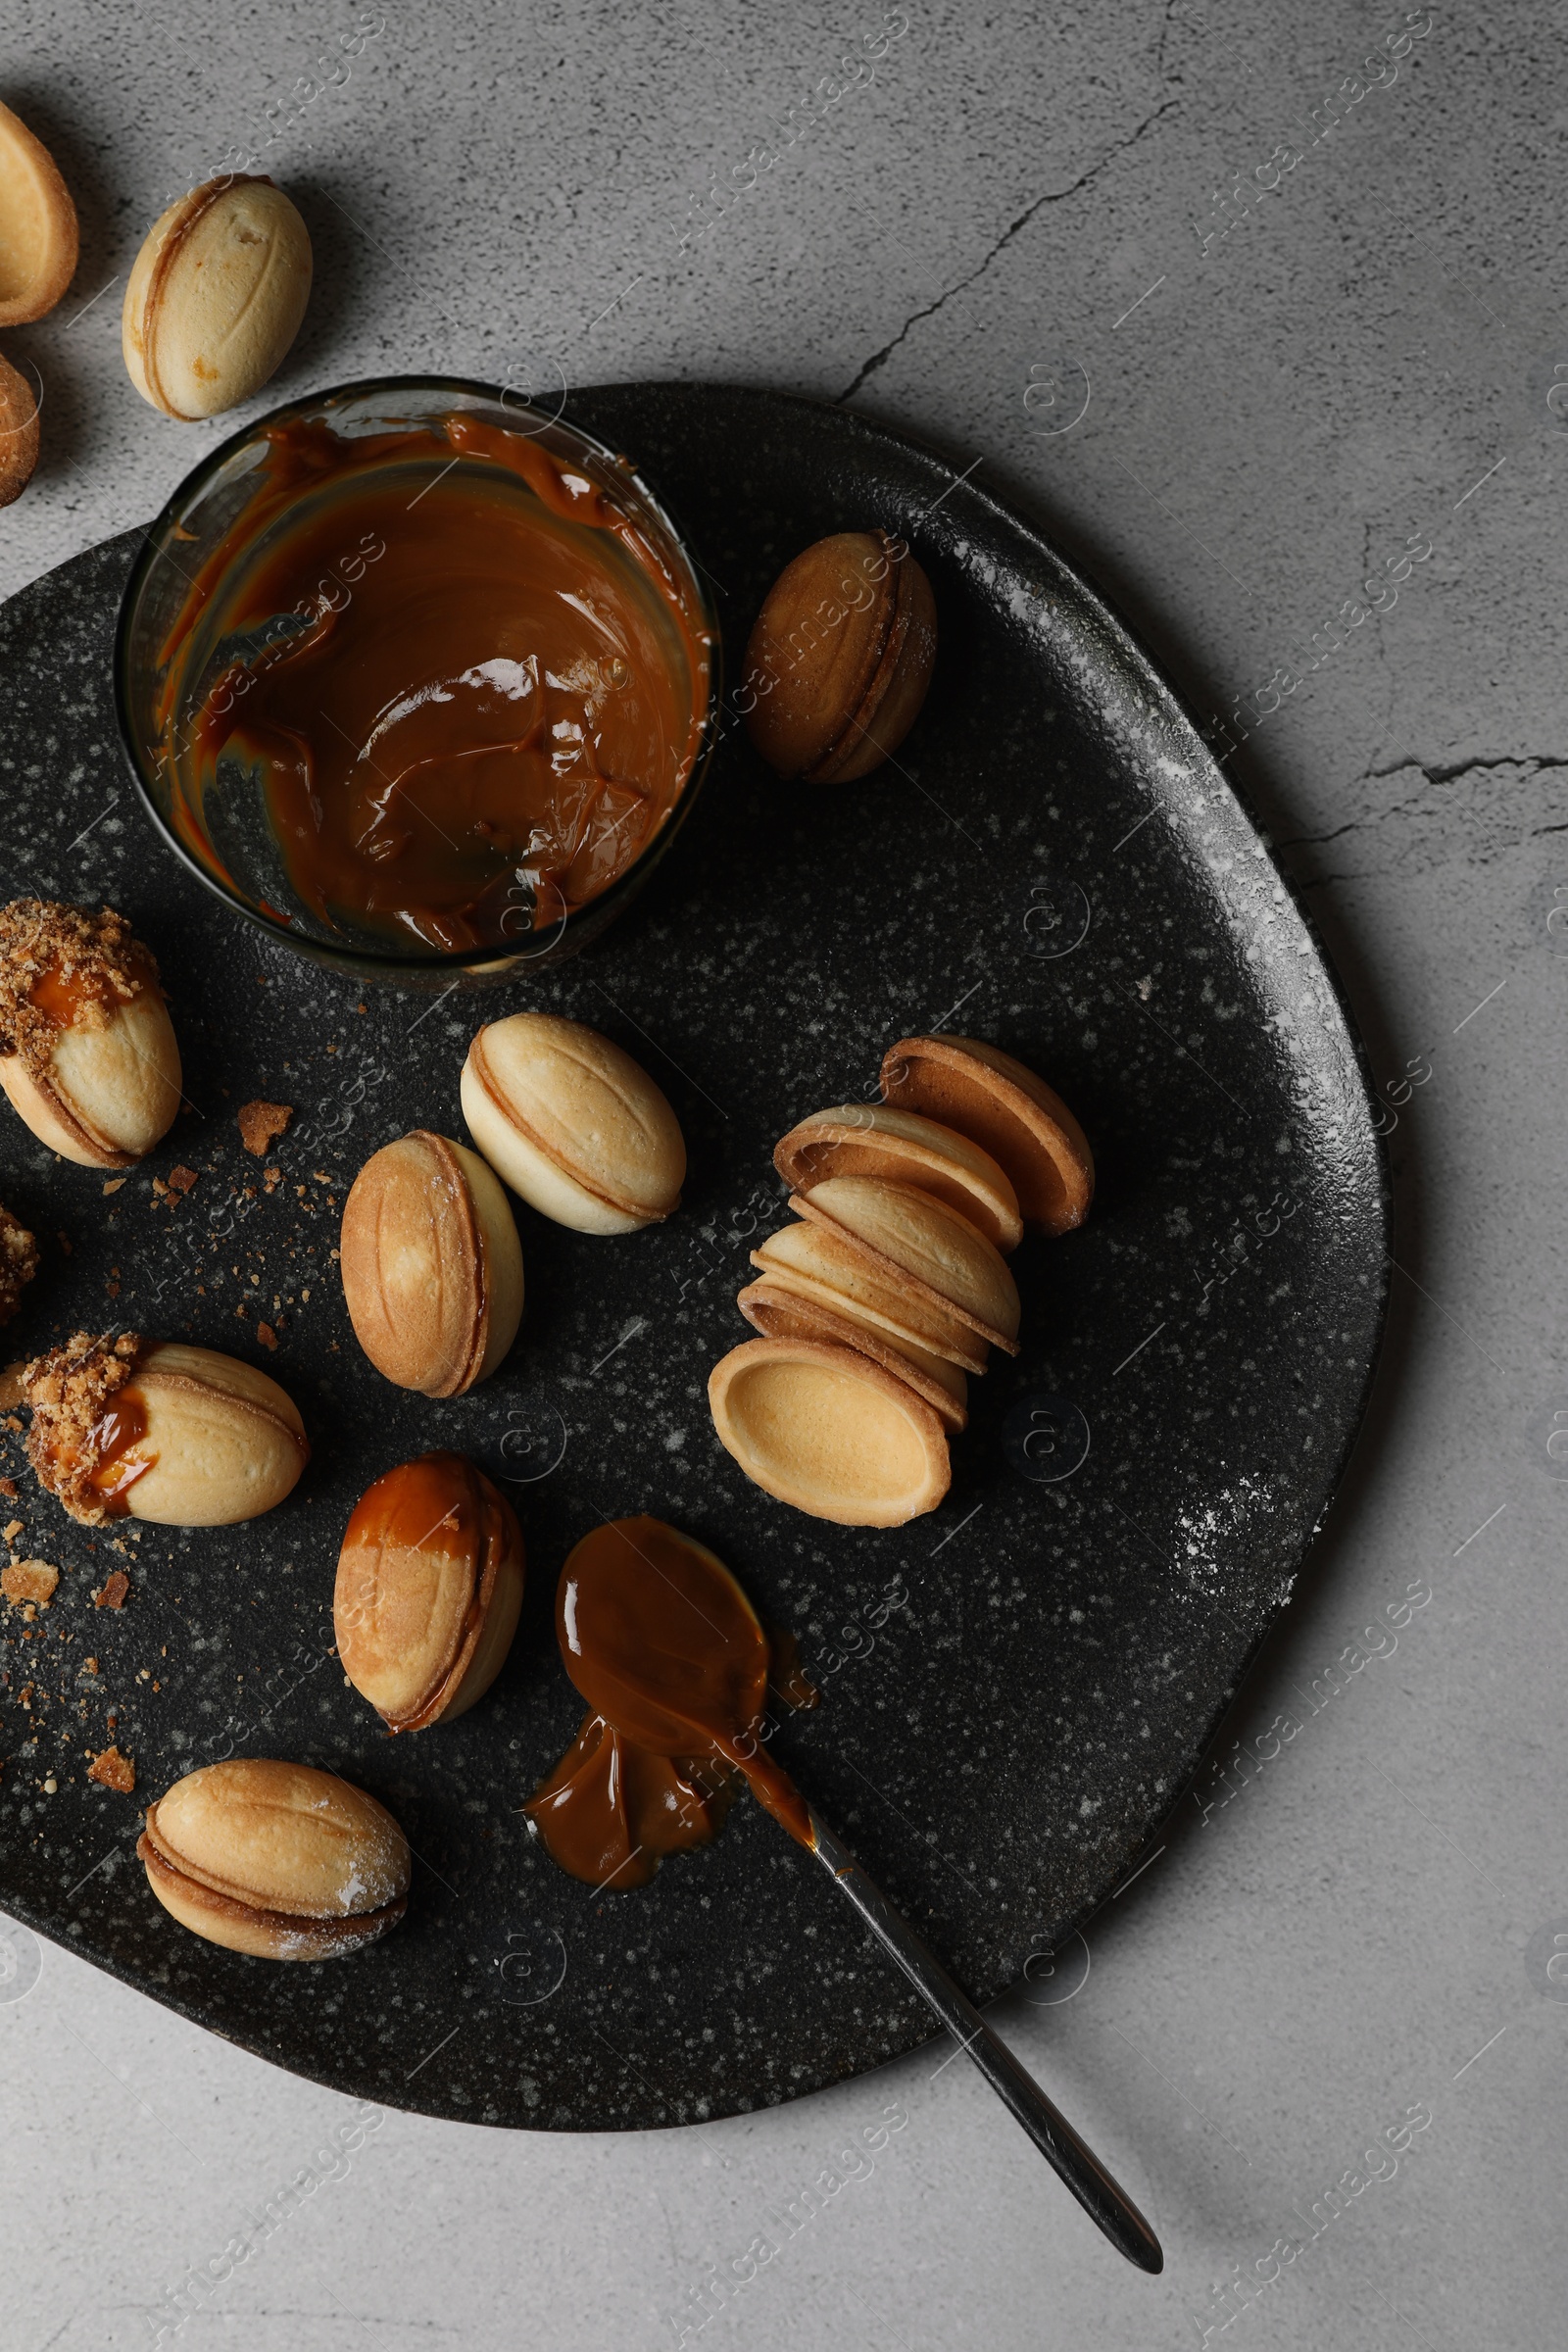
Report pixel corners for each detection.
[256,1321,278,1350]
[86,1743,135,1793]
[238,1101,292,1156]
[103,1177,126,1196]
[94,1570,130,1609]
[2,1558,58,1607]
[168,1165,199,1197]
[0,1205,38,1327]
[3,1518,21,1542]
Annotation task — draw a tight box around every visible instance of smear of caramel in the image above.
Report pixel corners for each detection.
[85,1391,153,1517]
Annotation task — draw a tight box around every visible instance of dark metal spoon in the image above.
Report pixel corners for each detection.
[807,1806,1163,2274]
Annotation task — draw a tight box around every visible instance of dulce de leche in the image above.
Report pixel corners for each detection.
[158,413,712,955]
[525,1516,811,1888]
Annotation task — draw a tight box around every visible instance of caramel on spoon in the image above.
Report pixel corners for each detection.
[526,1516,1162,2272]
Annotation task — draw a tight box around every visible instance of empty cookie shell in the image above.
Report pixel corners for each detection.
[461,1011,685,1234]
[335,1451,525,1732]
[340,1131,523,1396]
[709,1337,951,1526]
[791,1175,1020,1354]
[0,101,78,327]
[737,1276,967,1433]
[775,1102,1022,1252]
[24,1333,308,1526]
[881,1034,1094,1236]
[751,1215,988,1375]
[0,900,181,1167]
[138,1759,410,1961]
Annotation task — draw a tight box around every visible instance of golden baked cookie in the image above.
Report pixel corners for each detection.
[139,1759,410,1960]
[340,1131,523,1396]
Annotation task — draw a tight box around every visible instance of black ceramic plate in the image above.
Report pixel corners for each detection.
[0,384,1386,2129]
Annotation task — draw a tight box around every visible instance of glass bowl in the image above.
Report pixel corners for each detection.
[114,376,720,988]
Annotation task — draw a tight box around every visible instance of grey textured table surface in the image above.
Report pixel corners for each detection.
[1,4,1562,2348]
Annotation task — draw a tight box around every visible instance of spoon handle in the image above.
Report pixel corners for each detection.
[807,1808,1162,2274]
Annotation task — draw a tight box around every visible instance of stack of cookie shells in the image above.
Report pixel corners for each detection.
[709,1035,1094,1527]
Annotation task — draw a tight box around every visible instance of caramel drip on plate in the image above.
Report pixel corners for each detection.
[527,1716,739,1891]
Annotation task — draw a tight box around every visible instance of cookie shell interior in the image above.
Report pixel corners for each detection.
[709,1336,951,1527]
